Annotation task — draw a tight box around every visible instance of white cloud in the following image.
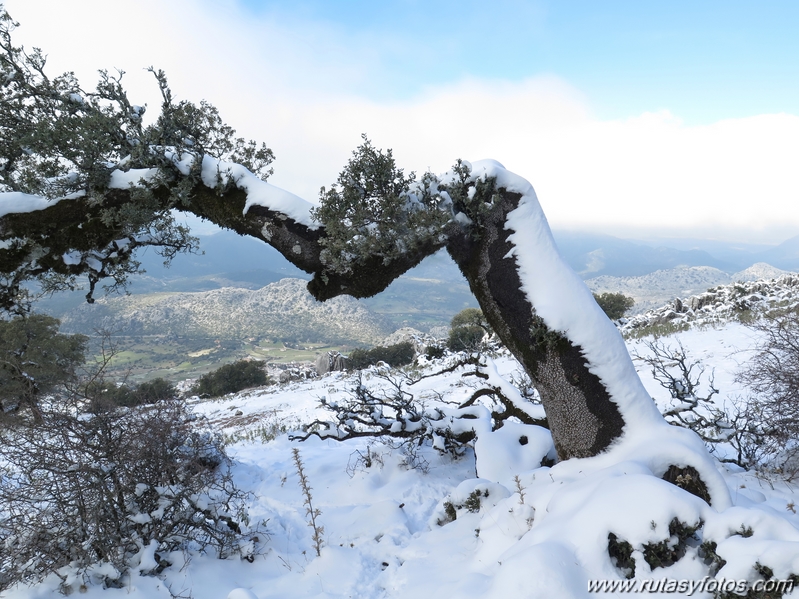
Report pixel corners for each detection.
[232,80,799,243]
[6,0,798,243]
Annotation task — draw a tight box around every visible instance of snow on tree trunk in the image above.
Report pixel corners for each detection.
[443,161,728,507]
[446,193,624,459]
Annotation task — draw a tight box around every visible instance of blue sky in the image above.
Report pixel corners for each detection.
[5,0,799,242]
[236,0,799,124]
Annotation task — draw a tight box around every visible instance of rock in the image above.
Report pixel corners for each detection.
[317,351,348,374]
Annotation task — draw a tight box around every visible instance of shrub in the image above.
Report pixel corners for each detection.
[736,310,799,471]
[92,377,178,408]
[0,397,258,592]
[346,341,415,370]
[447,308,491,351]
[194,360,268,397]
[593,292,635,321]
[425,344,446,360]
[448,324,485,351]
[450,307,489,331]
[133,377,177,403]
[0,314,87,424]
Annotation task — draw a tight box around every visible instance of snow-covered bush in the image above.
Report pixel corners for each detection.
[0,398,260,593]
[292,370,478,469]
[634,308,799,474]
[193,359,270,397]
[632,339,764,469]
[292,357,551,473]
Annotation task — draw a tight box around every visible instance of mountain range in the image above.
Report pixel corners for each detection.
[43,228,799,344]
[61,278,390,345]
[126,229,799,287]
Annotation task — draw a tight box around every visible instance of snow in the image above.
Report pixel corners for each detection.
[0,192,68,217]
[61,250,82,266]
[108,167,159,189]
[200,156,318,229]
[0,155,317,231]
[5,327,799,599]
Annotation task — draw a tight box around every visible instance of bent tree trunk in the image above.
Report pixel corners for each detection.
[0,158,725,504]
[445,188,625,460]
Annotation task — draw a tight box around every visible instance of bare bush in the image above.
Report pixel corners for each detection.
[737,310,799,472]
[0,395,261,592]
[291,359,547,470]
[291,371,477,469]
[633,339,764,468]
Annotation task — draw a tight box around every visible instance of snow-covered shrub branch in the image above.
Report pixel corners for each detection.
[737,309,799,475]
[291,357,548,468]
[0,396,261,592]
[290,370,480,458]
[633,339,721,435]
[633,339,769,470]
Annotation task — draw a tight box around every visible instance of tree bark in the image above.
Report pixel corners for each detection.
[445,189,625,460]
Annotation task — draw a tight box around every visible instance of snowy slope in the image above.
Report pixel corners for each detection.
[7,331,799,599]
[622,273,799,334]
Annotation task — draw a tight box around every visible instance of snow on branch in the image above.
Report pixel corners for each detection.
[290,356,550,470]
[290,371,482,458]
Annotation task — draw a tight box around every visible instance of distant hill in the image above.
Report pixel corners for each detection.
[39,228,799,331]
[61,278,390,345]
[551,231,738,277]
[587,263,797,314]
[620,236,775,269]
[753,234,799,270]
[586,266,733,313]
[732,262,789,282]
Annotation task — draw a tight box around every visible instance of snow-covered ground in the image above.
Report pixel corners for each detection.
[7,315,799,599]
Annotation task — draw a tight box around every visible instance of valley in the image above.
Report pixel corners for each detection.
[39,229,799,384]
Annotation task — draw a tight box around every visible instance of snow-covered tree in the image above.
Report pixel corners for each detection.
[0,8,726,505]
